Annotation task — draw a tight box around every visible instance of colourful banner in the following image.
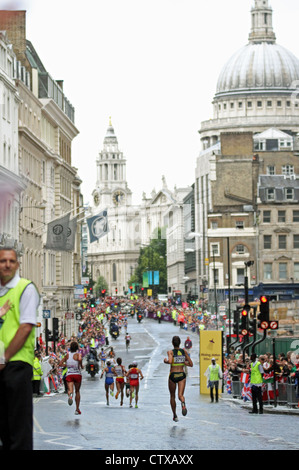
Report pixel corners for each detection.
[199,330,223,395]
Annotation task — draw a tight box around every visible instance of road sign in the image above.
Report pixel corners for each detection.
[260,321,269,330]
[43,309,51,319]
[269,321,279,330]
[241,329,248,336]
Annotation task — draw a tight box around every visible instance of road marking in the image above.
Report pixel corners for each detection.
[142,327,160,390]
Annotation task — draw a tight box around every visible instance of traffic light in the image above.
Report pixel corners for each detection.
[115,287,118,294]
[90,298,95,308]
[240,305,250,335]
[101,289,106,296]
[249,314,256,336]
[141,287,144,297]
[53,317,59,341]
[258,295,269,327]
[233,308,240,335]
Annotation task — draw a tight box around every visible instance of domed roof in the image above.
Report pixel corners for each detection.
[216,42,299,97]
[215,0,299,98]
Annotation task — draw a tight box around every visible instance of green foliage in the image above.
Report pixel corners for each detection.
[131,227,167,293]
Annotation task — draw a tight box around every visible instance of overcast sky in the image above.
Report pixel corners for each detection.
[2,0,299,205]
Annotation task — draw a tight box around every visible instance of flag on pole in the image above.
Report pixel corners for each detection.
[241,383,252,402]
[45,213,70,251]
[240,372,250,384]
[66,217,77,251]
[87,209,109,243]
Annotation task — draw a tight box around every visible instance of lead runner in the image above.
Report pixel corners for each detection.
[164,335,193,422]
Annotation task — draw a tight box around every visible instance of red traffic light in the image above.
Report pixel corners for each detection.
[260,295,268,303]
[241,309,248,316]
[101,289,106,294]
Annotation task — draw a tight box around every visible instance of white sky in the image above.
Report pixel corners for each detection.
[2,0,299,204]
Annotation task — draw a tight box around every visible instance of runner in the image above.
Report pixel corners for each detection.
[125,363,132,398]
[59,341,83,415]
[100,360,115,405]
[114,357,126,406]
[164,335,193,422]
[126,360,143,408]
[100,347,106,369]
[125,332,131,351]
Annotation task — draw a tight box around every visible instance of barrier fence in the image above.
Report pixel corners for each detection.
[230,379,298,408]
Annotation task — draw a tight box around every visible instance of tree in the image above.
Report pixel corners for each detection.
[131,227,167,294]
[94,276,109,297]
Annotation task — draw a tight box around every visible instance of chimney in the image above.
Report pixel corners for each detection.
[0,10,27,64]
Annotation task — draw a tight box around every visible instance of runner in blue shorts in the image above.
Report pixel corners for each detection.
[100,360,116,405]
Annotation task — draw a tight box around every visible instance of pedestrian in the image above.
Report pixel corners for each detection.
[184,337,192,350]
[59,341,83,415]
[206,357,223,403]
[164,335,193,422]
[32,351,43,395]
[248,353,264,414]
[0,247,40,450]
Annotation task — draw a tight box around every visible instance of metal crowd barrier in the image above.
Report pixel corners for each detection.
[230,380,298,408]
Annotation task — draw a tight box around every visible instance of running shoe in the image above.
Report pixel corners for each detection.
[68,394,73,406]
[115,392,119,399]
[173,416,179,422]
[135,404,138,408]
[110,390,114,397]
[181,402,187,416]
[75,409,81,415]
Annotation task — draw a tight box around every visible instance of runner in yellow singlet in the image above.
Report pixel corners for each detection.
[164,335,193,422]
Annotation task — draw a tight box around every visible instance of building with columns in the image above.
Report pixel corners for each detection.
[87,119,191,296]
[194,0,299,315]
[0,10,83,338]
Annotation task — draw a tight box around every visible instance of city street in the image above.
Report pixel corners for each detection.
[33,316,299,452]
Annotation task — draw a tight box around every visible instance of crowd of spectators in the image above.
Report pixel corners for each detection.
[32,295,299,406]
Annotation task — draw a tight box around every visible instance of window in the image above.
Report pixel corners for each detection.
[236,244,245,254]
[212,268,219,284]
[294,263,299,280]
[237,268,245,284]
[267,100,272,107]
[266,188,275,200]
[235,220,244,229]
[238,102,243,108]
[294,235,299,249]
[263,210,271,223]
[247,101,252,108]
[211,221,218,229]
[282,165,294,176]
[267,165,275,175]
[278,210,286,223]
[287,101,291,107]
[264,235,272,249]
[210,243,219,256]
[279,263,287,280]
[264,263,272,280]
[277,100,282,107]
[278,235,287,250]
[257,101,263,108]
[293,211,299,222]
[230,102,234,109]
[285,188,294,200]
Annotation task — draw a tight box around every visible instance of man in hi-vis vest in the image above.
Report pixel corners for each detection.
[206,357,223,403]
[0,248,40,450]
[248,353,264,414]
